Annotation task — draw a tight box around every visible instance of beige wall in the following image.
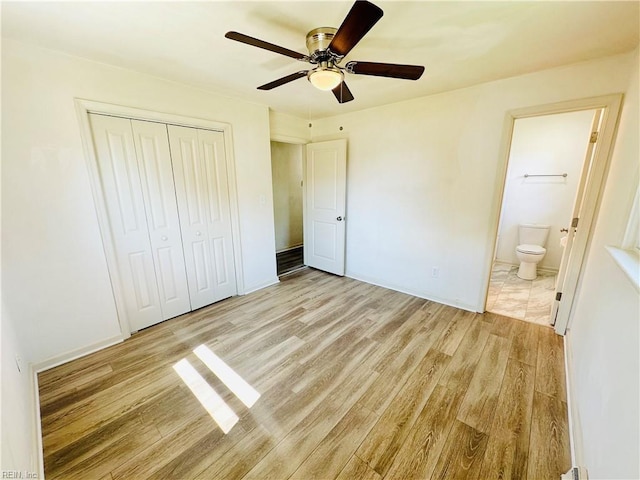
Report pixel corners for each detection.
[310,52,635,312]
[566,48,639,478]
[271,142,304,252]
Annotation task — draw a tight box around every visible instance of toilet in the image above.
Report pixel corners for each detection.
[516,224,550,280]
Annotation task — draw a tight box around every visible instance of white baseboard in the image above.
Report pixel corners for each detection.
[563,333,581,467]
[345,271,479,313]
[31,366,44,480]
[243,277,280,295]
[32,334,125,373]
[493,260,559,275]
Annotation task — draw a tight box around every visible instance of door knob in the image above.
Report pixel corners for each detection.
[336,216,343,221]
[161,236,168,241]
[196,231,202,236]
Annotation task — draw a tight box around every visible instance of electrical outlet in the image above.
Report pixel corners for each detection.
[15,354,23,373]
[432,267,439,278]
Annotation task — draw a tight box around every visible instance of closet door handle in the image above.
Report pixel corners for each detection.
[196,231,202,236]
[161,236,168,241]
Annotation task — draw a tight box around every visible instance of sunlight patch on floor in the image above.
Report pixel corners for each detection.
[194,344,261,408]
[173,358,239,433]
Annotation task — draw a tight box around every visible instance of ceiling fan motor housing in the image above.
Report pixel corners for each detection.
[306,27,338,62]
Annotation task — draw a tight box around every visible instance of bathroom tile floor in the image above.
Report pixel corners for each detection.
[486,262,556,326]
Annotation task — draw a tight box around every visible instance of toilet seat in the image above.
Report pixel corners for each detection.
[516,244,546,255]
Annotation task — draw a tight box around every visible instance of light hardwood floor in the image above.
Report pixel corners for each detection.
[38,268,570,479]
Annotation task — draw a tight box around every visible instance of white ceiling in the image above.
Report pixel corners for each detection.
[2,1,639,119]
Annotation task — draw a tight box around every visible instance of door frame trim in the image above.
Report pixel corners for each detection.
[480,93,623,334]
[75,98,245,337]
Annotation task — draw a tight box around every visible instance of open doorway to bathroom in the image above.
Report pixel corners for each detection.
[487,109,600,326]
[271,141,305,276]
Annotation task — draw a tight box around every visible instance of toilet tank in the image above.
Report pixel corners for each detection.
[519,224,550,246]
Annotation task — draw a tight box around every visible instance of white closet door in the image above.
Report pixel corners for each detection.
[168,125,237,309]
[198,128,237,301]
[130,120,191,320]
[89,114,163,330]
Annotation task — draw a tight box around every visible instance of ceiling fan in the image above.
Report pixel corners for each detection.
[225,0,425,104]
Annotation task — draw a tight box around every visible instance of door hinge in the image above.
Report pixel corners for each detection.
[556,292,563,301]
[572,217,579,228]
[589,131,598,143]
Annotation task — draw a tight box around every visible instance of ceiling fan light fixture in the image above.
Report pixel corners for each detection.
[308,67,344,91]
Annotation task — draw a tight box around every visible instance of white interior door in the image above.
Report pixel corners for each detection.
[168,125,237,309]
[130,120,192,320]
[89,114,163,330]
[551,109,601,326]
[304,139,347,276]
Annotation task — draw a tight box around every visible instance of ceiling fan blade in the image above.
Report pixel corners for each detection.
[225,31,307,60]
[328,1,384,58]
[332,81,355,103]
[346,61,425,80]
[257,71,309,90]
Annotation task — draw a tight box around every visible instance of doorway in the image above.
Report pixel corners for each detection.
[271,141,305,276]
[487,109,599,326]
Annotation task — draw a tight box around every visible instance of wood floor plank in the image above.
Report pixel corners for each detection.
[477,429,519,480]
[191,425,276,480]
[437,320,490,389]
[510,318,540,366]
[336,455,382,480]
[240,356,381,479]
[42,367,177,454]
[356,349,450,476]
[358,314,452,415]
[288,403,378,480]
[536,326,567,401]
[35,269,570,480]
[39,363,113,405]
[368,306,436,372]
[456,334,511,433]
[145,421,251,480]
[431,420,489,480]
[433,309,476,355]
[49,422,161,480]
[110,414,220,480]
[481,311,516,339]
[486,358,536,480]
[527,392,571,480]
[382,385,462,480]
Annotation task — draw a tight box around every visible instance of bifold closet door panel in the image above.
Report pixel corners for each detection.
[198,128,237,301]
[168,125,237,310]
[130,120,191,320]
[89,114,163,330]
